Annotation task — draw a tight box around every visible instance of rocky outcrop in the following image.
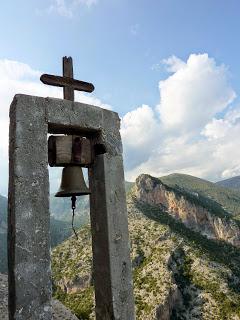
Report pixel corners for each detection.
[58,274,91,294]
[0,274,79,320]
[156,285,182,320]
[134,174,240,247]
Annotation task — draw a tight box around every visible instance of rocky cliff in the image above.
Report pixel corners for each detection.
[133,174,240,247]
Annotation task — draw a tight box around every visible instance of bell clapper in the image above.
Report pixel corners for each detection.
[71,195,78,240]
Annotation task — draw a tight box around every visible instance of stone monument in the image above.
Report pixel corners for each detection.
[8,57,135,319]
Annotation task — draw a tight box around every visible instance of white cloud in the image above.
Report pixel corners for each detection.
[123,53,240,183]
[0,59,110,195]
[202,118,232,140]
[161,55,186,73]
[121,105,160,169]
[158,53,236,133]
[47,0,98,18]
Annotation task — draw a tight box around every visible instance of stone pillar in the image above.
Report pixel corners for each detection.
[90,155,135,320]
[8,95,52,320]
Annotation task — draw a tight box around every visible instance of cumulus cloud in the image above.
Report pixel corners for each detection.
[158,53,236,133]
[121,105,160,169]
[123,53,240,183]
[0,59,110,195]
[47,0,98,18]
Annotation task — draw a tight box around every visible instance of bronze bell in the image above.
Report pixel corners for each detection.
[55,166,90,197]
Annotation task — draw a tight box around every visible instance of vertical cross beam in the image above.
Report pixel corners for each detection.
[63,57,74,101]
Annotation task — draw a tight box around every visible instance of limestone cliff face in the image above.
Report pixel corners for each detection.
[58,274,91,294]
[133,174,240,247]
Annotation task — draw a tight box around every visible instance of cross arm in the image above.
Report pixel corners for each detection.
[40,74,95,93]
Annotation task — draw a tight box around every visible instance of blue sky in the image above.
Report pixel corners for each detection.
[1,0,240,114]
[1,0,240,194]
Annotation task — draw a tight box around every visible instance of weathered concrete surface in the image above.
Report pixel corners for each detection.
[9,94,135,320]
[89,154,135,320]
[9,95,51,319]
[0,274,78,320]
[0,274,8,319]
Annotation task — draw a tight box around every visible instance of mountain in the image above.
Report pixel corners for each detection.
[216,176,240,191]
[50,195,90,223]
[125,181,134,194]
[0,194,88,273]
[160,173,240,219]
[50,181,133,221]
[0,181,132,273]
[52,174,240,319]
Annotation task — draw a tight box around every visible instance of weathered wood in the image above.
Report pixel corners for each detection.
[40,56,95,101]
[40,74,94,93]
[56,136,72,164]
[63,57,74,100]
[79,137,92,164]
[48,135,93,167]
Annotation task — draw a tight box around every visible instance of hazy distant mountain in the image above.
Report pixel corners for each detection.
[216,175,240,191]
[0,195,87,273]
[50,195,89,224]
[125,181,134,194]
[50,181,134,221]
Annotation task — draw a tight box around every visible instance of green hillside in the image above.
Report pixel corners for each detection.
[216,176,240,191]
[125,181,134,194]
[52,196,240,320]
[51,173,240,319]
[160,173,240,218]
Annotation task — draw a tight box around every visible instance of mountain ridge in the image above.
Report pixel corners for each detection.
[51,173,240,319]
[160,173,240,218]
[216,175,240,191]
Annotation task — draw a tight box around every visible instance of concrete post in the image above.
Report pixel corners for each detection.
[89,154,135,319]
[8,96,51,319]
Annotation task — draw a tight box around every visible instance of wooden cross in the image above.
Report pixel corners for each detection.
[40,56,94,101]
